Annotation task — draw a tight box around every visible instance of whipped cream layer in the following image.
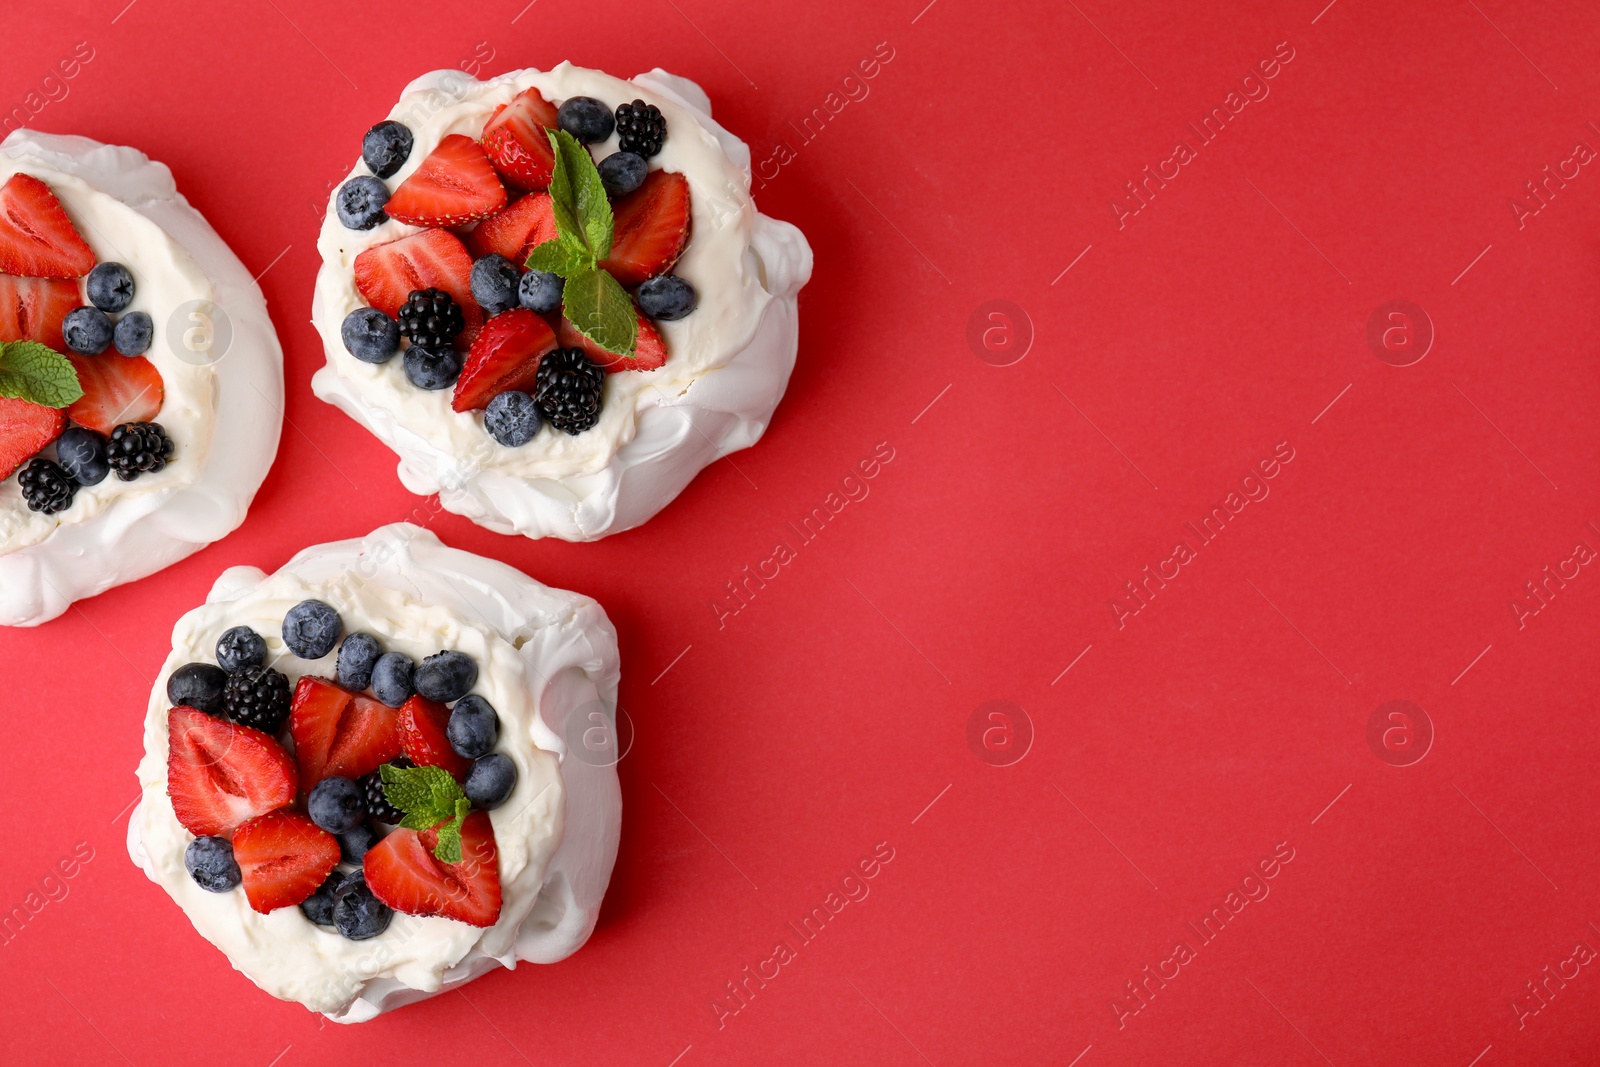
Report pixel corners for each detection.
[312,65,812,541]
[128,524,622,1021]
[0,131,283,626]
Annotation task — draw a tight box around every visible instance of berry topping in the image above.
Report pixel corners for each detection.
[65,353,164,435]
[415,651,478,703]
[384,134,506,228]
[62,305,112,355]
[451,307,557,413]
[340,306,400,364]
[353,229,482,347]
[447,694,499,759]
[363,809,501,927]
[336,176,390,231]
[289,675,402,785]
[535,347,605,434]
[307,776,366,835]
[558,96,616,144]
[371,652,415,708]
[469,254,521,316]
[216,626,267,672]
[113,312,153,356]
[518,269,563,314]
[637,274,698,321]
[184,836,241,893]
[399,694,474,779]
[167,662,228,716]
[464,753,518,810]
[558,311,668,374]
[481,87,560,192]
[0,173,96,279]
[403,346,461,390]
[597,151,648,198]
[336,632,383,691]
[223,664,292,734]
[465,193,557,262]
[283,599,342,660]
[232,810,340,914]
[106,420,173,480]
[166,706,298,837]
[0,398,65,481]
[361,757,413,823]
[362,120,414,179]
[299,870,343,926]
[615,100,667,158]
[483,390,541,447]
[602,169,691,288]
[397,287,465,351]
[85,262,134,312]
[55,426,108,487]
[17,458,76,514]
[0,275,79,351]
[339,825,376,866]
[333,872,393,940]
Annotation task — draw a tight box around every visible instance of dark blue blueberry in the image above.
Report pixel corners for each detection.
[447,694,499,759]
[557,96,615,144]
[464,753,517,810]
[470,254,521,316]
[114,311,153,356]
[362,120,414,179]
[484,390,541,447]
[216,625,267,672]
[415,650,478,703]
[85,262,135,313]
[62,306,112,355]
[403,346,461,390]
[283,598,342,659]
[55,427,108,486]
[340,307,400,364]
[300,870,343,926]
[372,652,415,707]
[333,872,392,941]
[167,662,228,715]
[338,824,376,865]
[597,151,647,197]
[308,776,366,834]
[518,269,564,314]
[336,632,383,691]
[184,836,241,893]
[637,275,697,321]
[336,176,390,231]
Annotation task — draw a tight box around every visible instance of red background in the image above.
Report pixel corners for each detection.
[3,0,1599,1064]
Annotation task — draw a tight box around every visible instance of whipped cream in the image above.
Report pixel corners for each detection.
[127,524,622,1021]
[311,65,812,541]
[0,131,283,627]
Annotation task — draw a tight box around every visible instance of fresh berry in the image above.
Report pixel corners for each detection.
[637,274,697,320]
[602,170,690,287]
[558,311,668,374]
[465,193,557,262]
[517,269,563,314]
[362,120,414,179]
[336,176,390,231]
[184,836,241,893]
[558,96,615,144]
[282,598,342,660]
[166,706,298,837]
[415,650,477,703]
[307,776,366,834]
[216,626,267,672]
[397,287,464,351]
[85,262,134,312]
[0,398,65,480]
[615,100,667,157]
[106,420,173,481]
[481,87,559,192]
[336,633,383,691]
[484,390,541,447]
[289,675,402,785]
[384,134,506,228]
[167,662,228,716]
[363,809,501,926]
[353,229,482,347]
[17,458,75,514]
[0,173,96,278]
[333,872,393,940]
[404,346,461,390]
[372,652,415,708]
[470,254,520,316]
[223,664,292,734]
[300,870,342,926]
[339,825,376,865]
[340,307,400,364]
[465,753,517,810]
[399,694,474,779]
[598,151,647,198]
[232,810,341,914]
[361,756,413,823]
[0,275,78,351]
[62,306,112,355]
[113,312,153,356]
[535,347,605,434]
[54,426,108,487]
[451,308,556,412]
[447,694,499,759]
[65,353,164,435]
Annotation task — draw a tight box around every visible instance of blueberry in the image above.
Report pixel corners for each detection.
[55,426,108,486]
[362,120,413,179]
[333,872,392,941]
[114,311,153,356]
[167,662,228,715]
[216,626,267,672]
[597,151,647,197]
[372,652,415,707]
[85,262,135,313]
[337,176,390,231]
[518,269,564,314]
[464,753,517,809]
[447,694,499,759]
[300,871,342,926]
[404,346,461,390]
[336,632,383,691]
[338,824,376,865]
[471,254,521,316]
[62,306,112,355]
[557,96,615,144]
[415,650,478,703]
[484,390,541,447]
[308,776,366,834]
[184,836,241,892]
[637,275,697,321]
[283,598,342,659]
[341,307,400,364]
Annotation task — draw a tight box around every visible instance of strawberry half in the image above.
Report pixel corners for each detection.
[481,87,559,192]
[353,228,483,349]
[232,810,340,914]
[0,397,66,480]
[0,275,80,350]
[166,706,298,838]
[602,170,691,288]
[364,810,501,927]
[65,352,164,435]
[0,174,96,279]
[558,311,668,374]
[289,676,401,787]
[452,308,557,412]
[399,694,474,779]
[384,134,507,228]
[465,193,557,263]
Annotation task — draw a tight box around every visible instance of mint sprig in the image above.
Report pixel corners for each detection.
[0,341,83,408]
[380,762,473,863]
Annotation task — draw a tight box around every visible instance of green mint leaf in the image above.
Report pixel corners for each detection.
[525,236,594,279]
[382,763,465,825]
[563,267,637,356]
[432,813,464,864]
[0,341,83,409]
[545,128,614,259]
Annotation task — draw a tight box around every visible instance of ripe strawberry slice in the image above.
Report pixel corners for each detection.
[353,228,483,349]
[558,311,668,374]
[384,134,507,228]
[464,193,557,263]
[364,810,501,926]
[0,275,80,349]
[0,174,96,279]
[232,810,340,914]
[399,694,474,779]
[601,170,691,288]
[289,676,401,786]
[166,706,298,838]
[64,352,164,435]
[452,308,557,412]
[481,87,559,192]
[0,398,66,480]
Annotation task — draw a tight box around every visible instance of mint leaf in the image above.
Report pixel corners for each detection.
[525,236,594,279]
[432,798,472,864]
[381,763,473,861]
[563,268,637,356]
[545,129,614,259]
[0,341,83,408]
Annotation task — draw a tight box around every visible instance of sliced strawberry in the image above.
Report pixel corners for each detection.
[602,170,691,288]
[364,810,501,927]
[481,87,559,192]
[232,810,340,914]
[0,398,66,480]
[353,228,483,349]
[166,707,298,838]
[558,310,668,374]
[64,352,163,435]
[452,308,557,412]
[0,174,95,279]
[0,275,79,349]
[288,676,402,787]
[399,694,474,779]
[464,193,557,263]
[385,135,507,228]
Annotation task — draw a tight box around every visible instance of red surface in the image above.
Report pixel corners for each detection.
[2,2,1599,1064]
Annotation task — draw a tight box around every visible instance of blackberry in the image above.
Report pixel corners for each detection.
[397,287,464,351]
[361,757,413,824]
[107,422,174,481]
[17,459,76,514]
[534,347,605,435]
[615,100,667,157]
[223,664,292,734]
